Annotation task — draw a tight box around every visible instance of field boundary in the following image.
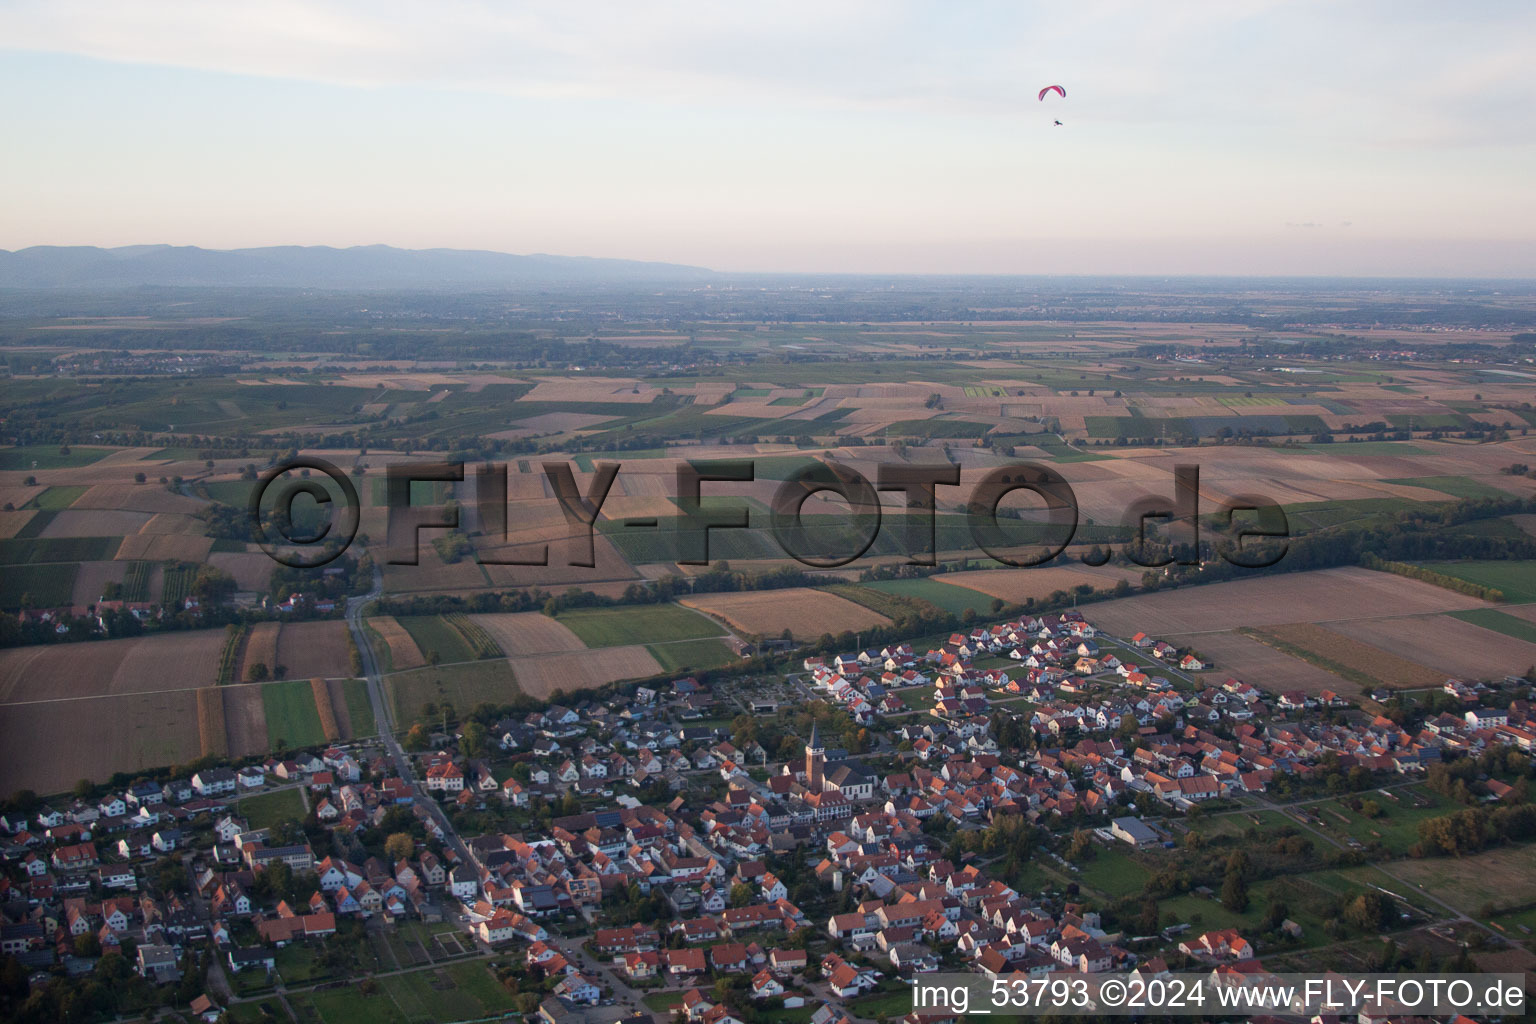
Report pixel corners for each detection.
[1361,554,1506,602]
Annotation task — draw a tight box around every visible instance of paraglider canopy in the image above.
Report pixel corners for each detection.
[1038,85,1065,101]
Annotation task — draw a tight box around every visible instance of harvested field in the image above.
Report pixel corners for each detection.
[1085,567,1490,638]
[467,613,585,657]
[241,622,281,681]
[1186,631,1353,698]
[276,620,353,679]
[71,560,129,605]
[114,533,213,562]
[0,690,202,795]
[0,510,37,539]
[71,483,203,514]
[1327,613,1536,680]
[38,509,151,536]
[197,686,229,757]
[311,677,342,742]
[221,683,270,757]
[139,512,209,535]
[937,565,1140,602]
[1250,622,1444,689]
[511,646,662,698]
[207,551,275,592]
[680,587,889,641]
[0,631,224,703]
[370,614,428,670]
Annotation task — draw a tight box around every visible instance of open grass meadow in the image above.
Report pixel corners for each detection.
[261,679,328,749]
[557,603,724,647]
[647,636,738,673]
[239,786,307,829]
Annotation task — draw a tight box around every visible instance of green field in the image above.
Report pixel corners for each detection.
[261,679,328,749]
[647,637,738,673]
[386,661,521,725]
[27,485,88,511]
[818,582,944,620]
[1414,560,1536,604]
[1076,847,1152,898]
[396,614,476,664]
[341,677,378,737]
[1382,475,1514,499]
[0,561,78,609]
[1295,441,1431,455]
[1300,786,1454,856]
[557,603,725,647]
[1447,608,1536,644]
[0,445,115,470]
[0,536,119,564]
[860,578,997,617]
[239,787,307,829]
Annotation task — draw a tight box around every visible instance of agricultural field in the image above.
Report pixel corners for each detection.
[510,646,663,699]
[1085,566,1491,637]
[0,689,202,795]
[556,603,724,647]
[1449,608,1536,644]
[647,637,739,673]
[934,564,1139,603]
[860,577,999,617]
[396,615,476,665]
[0,630,225,702]
[465,612,584,657]
[1187,630,1354,697]
[387,661,522,723]
[276,619,354,678]
[261,678,328,749]
[368,614,428,671]
[1413,560,1536,604]
[1327,613,1536,681]
[680,587,891,640]
[1246,622,1445,690]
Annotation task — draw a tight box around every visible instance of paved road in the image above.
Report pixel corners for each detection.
[345,564,472,869]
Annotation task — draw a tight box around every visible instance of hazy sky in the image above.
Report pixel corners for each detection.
[2,1,1534,275]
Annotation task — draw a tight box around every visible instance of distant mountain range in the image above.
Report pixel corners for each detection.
[0,244,715,289]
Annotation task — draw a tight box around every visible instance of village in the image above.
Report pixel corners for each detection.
[2,603,1534,1024]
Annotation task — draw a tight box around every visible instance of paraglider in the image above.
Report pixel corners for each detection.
[1039,85,1066,126]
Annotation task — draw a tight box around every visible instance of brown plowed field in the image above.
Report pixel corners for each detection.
[276,620,353,679]
[680,587,889,641]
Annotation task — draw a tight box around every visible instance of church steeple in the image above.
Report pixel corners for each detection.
[805,720,825,793]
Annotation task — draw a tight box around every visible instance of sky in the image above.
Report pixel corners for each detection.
[2,1,1534,276]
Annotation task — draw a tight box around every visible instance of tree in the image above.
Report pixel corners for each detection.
[461,721,487,758]
[384,832,415,863]
[403,724,431,751]
[1221,871,1249,913]
[247,662,270,682]
[729,883,754,907]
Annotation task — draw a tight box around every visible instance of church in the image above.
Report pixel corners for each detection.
[786,721,876,802]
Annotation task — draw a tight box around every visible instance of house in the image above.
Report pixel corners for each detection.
[227,947,276,974]
[554,973,601,1005]
[138,943,182,984]
[1179,929,1253,961]
[1110,817,1160,847]
[750,969,785,999]
[192,768,237,797]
